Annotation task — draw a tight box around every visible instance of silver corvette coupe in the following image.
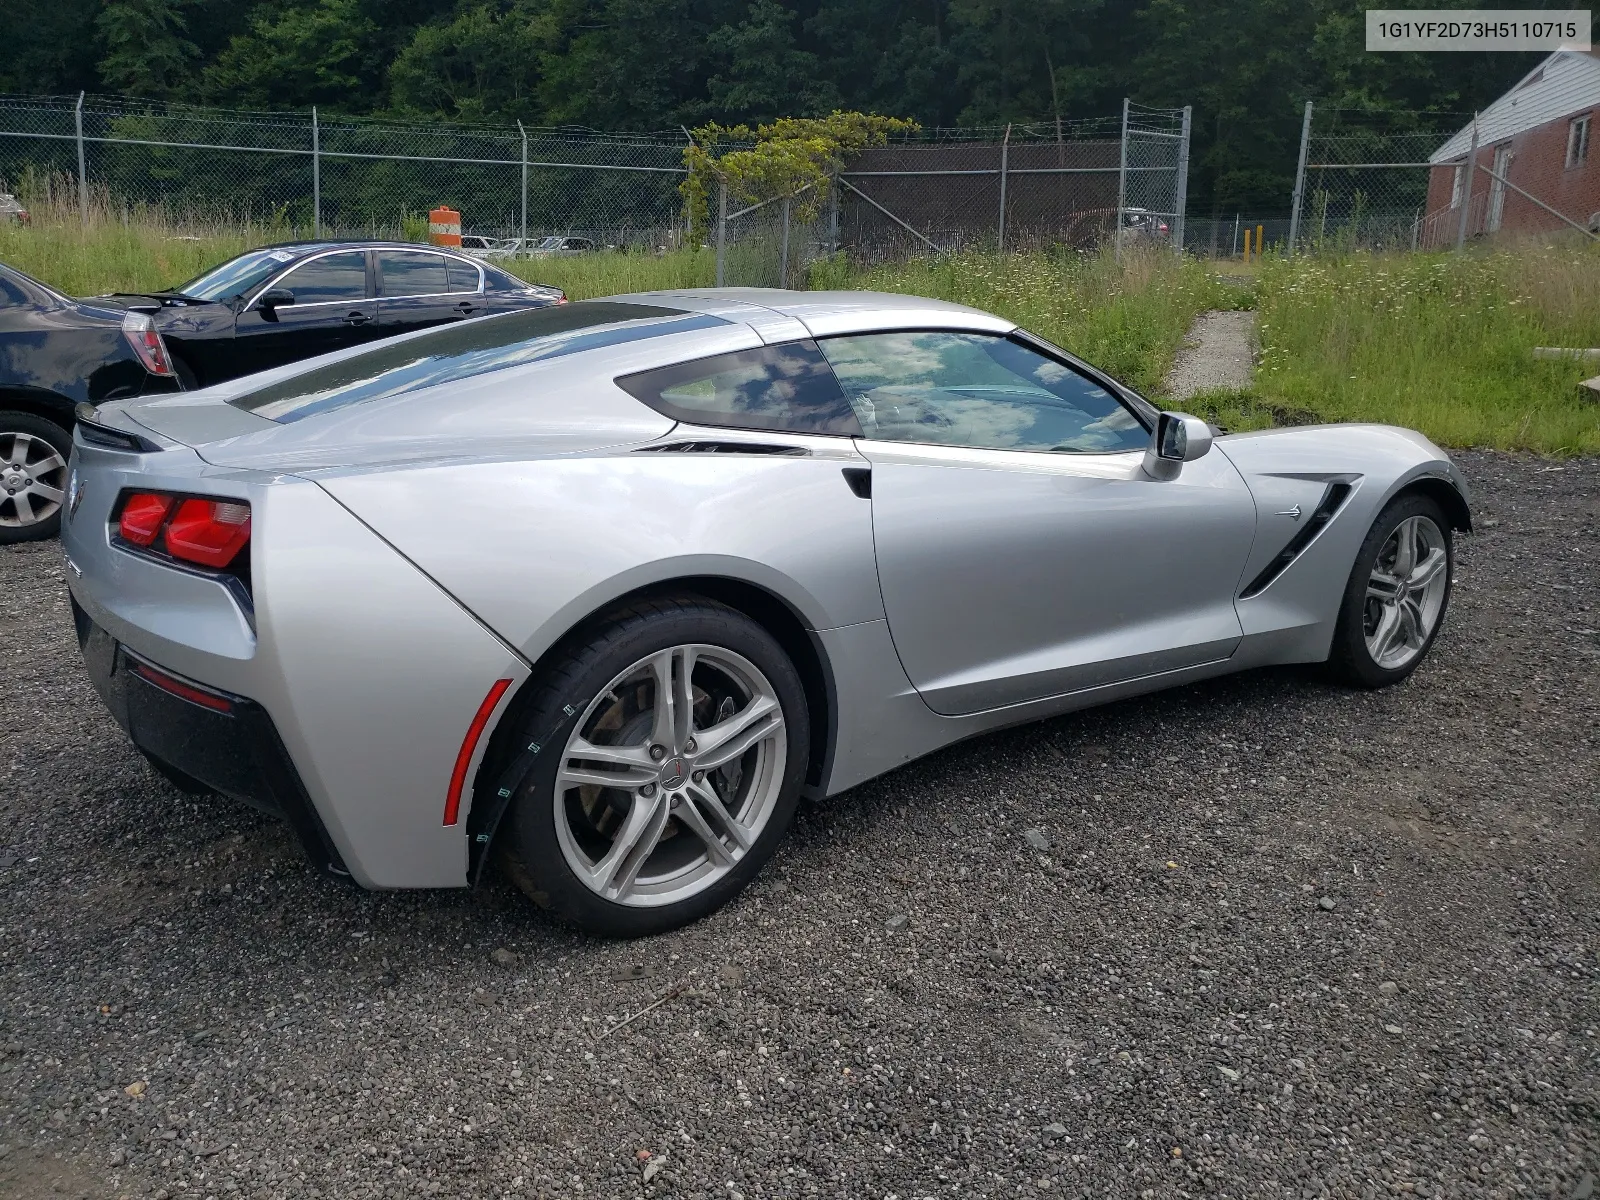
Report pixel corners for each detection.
[62,289,1470,936]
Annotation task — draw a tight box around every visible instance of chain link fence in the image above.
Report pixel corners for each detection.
[2,93,1195,284]
[0,93,690,248]
[1286,102,1600,255]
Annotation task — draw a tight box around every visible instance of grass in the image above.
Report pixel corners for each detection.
[1244,243,1600,455]
[5,203,1596,454]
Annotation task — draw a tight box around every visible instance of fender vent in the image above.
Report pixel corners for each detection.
[1240,482,1352,599]
[635,441,809,456]
[76,418,161,454]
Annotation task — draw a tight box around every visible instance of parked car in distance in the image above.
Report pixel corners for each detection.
[65,289,1470,936]
[1,261,180,542]
[87,241,567,389]
[529,235,597,257]
[0,192,29,224]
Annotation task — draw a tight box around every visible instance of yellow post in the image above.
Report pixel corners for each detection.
[1243,226,1252,263]
[1256,224,1264,258]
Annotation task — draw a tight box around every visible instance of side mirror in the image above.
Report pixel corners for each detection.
[1143,411,1213,481]
[256,288,294,320]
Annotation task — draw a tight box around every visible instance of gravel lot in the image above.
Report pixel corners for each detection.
[2,450,1596,1200]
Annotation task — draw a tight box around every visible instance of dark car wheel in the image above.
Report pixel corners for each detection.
[0,410,72,544]
[496,596,809,937]
[1327,492,1454,688]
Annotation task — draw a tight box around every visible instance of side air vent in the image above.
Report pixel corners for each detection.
[76,418,162,454]
[635,441,809,456]
[1239,482,1353,599]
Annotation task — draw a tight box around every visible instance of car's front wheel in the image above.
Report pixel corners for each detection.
[497,597,809,937]
[0,410,72,544]
[1327,492,1454,687]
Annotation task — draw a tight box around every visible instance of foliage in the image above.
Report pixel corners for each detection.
[96,0,201,99]
[0,0,1540,217]
[680,111,919,243]
[1250,245,1600,454]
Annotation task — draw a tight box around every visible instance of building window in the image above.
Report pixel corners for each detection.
[1450,162,1465,208]
[1570,115,1591,169]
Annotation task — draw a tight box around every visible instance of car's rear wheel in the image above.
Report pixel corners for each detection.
[1327,493,1453,688]
[0,411,72,544]
[496,597,809,937]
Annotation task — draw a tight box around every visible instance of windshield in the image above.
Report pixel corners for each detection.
[177,248,299,302]
[535,236,564,250]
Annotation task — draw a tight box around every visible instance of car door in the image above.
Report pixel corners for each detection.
[232,249,376,377]
[377,248,475,337]
[817,328,1259,716]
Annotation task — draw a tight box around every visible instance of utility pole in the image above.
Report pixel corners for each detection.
[1455,115,1479,252]
[1115,98,1129,261]
[1172,105,1192,256]
[74,92,88,227]
[1287,101,1313,255]
[311,106,321,237]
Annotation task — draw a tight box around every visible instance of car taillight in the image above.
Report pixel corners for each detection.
[118,492,175,546]
[121,311,176,377]
[116,491,250,569]
[164,499,251,568]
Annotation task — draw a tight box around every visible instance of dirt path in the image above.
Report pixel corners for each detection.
[1163,307,1257,400]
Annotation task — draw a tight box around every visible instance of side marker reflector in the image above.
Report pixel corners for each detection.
[444,678,513,827]
[128,660,235,713]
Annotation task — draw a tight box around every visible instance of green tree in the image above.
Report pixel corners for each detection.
[389,6,545,121]
[96,0,201,98]
[201,0,388,109]
[704,0,839,124]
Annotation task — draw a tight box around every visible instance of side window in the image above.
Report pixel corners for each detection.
[0,274,29,308]
[818,330,1148,454]
[447,258,481,294]
[616,340,862,436]
[280,251,367,305]
[379,250,450,298]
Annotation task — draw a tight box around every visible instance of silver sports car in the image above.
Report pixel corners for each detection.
[62,289,1470,936]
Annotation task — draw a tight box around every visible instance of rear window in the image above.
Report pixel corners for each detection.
[617,341,862,436]
[228,301,725,423]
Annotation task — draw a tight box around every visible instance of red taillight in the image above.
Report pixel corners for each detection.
[164,498,251,568]
[121,311,176,377]
[118,492,175,546]
[116,491,250,570]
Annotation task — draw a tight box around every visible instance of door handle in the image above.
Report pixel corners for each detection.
[345,311,371,326]
[841,467,872,499]
[454,301,478,317]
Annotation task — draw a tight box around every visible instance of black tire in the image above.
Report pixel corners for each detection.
[0,410,72,544]
[494,596,810,937]
[1326,492,1454,688]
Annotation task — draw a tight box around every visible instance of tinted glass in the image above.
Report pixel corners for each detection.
[229,302,725,422]
[447,259,480,293]
[0,273,29,308]
[617,341,861,436]
[281,251,367,304]
[179,248,298,302]
[379,250,449,297]
[819,331,1148,454]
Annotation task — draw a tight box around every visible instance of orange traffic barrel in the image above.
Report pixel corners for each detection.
[428,206,462,248]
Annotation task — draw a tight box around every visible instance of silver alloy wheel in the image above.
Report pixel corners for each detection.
[0,431,68,529]
[1364,514,1449,670]
[553,643,787,908]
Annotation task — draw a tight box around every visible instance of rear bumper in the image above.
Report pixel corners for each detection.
[74,596,349,878]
